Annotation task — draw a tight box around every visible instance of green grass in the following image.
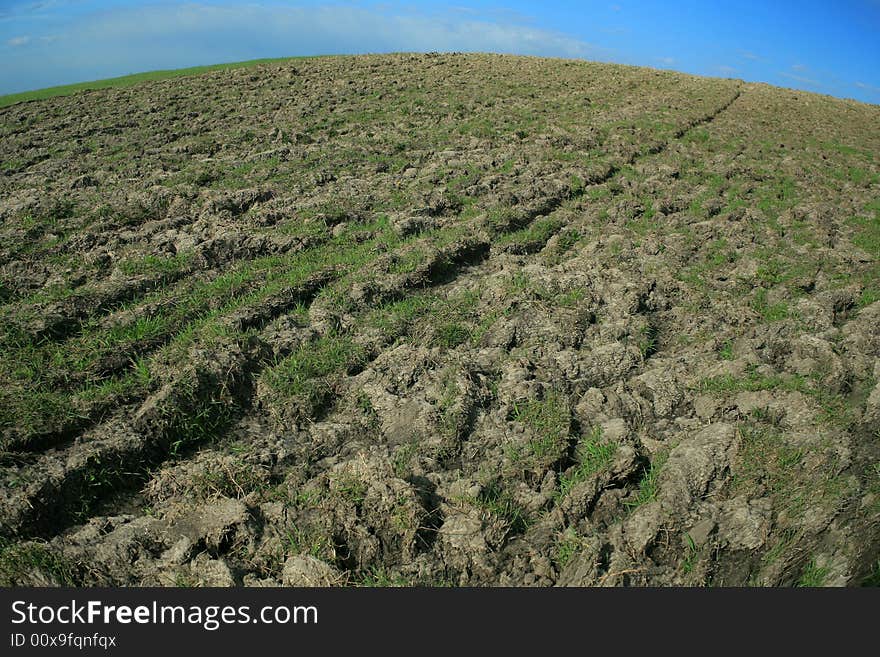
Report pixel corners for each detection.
[189,459,269,500]
[823,141,873,161]
[284,525,334,563]
[705,239,738,268]
[333,472,369,507]
[636,322,660,358]
[682,533,699,574]
[751,288,790,322]
[850,204,880,258]
[733,426,804,493]
[718,339,735,361]
[3,213,480,447]
[555,527,586,569]
[554,228,582,253]
[496,216,564,249]
[625,451,668,509]
[696,368,854,428]
[435,368,467,442]
[686,128,711,144]
[696,370,810,395]
[756,176,798,220]
[512,390,572,459]
[846,201,880,307]
[626,197,660,236]
[558,426,616,496]
[731,424,852,521]
[358,566,411,587]
[863,561,880,587]
[1,54,877,587]
[262,334,368,421]
[797,559,829,587]
[433,321,471,348]
[163,385,238,457]
[0,56,312,108]
[359,285,482,350]
[0,215,403,446]
[362,293,439,339]
[0,540,76,586]
[475,481,529,535]
[388,247,429,274]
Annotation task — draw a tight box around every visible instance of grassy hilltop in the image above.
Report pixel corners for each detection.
[0,53,878,586]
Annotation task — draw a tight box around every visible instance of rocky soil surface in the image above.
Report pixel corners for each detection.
[1,53,878,586]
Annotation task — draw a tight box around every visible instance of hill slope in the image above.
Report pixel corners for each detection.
[0,53,878,586]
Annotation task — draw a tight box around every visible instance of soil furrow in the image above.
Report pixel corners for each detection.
[2,55,877,588]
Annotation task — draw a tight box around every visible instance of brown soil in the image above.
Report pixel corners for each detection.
[1,53,878,587]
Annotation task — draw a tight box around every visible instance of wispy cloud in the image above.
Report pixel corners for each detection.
[791,63,808,72]
[0,1,71,19]
[739,50,760,61]
[855,81,880,92]
[656,56,676,66]
[717,65,738,75]
[6,35,30,46]
[780,72,820,86]
[67,3,605,59]
[0,2,611,94]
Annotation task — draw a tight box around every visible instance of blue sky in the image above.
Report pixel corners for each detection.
[1,1,879,104]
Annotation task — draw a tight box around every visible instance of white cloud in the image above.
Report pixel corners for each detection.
[0,2,617,94]
[656,56,676,66]
[6,35,30,46]
[739,50,760,61]
[717,65,738,75]
[0,1,73,20]
[780,72,820,86]
[65,3,605,61]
